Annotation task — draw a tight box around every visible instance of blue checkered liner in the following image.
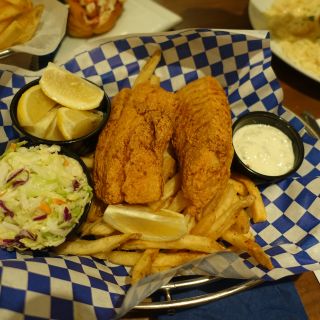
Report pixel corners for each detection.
[0,29,319,319]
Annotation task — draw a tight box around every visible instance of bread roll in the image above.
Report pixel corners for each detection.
[66,0,124,38]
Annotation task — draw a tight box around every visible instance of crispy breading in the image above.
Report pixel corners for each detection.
[172,76,233,215]
[94,83,177,204]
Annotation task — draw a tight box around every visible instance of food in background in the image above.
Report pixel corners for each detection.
[0,0,43,50]
[267,0,320,77]
[66,0,125,38]
[0,142,92,250]
[17,63,104,141]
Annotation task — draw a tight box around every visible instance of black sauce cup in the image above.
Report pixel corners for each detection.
[232,111,304,185]
[10,78,111,156]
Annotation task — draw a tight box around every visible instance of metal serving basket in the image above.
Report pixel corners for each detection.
[128,276,263,317]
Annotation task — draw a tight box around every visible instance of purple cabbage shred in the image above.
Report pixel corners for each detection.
[6,168,24,182]
[1,230,36,249]
[63,207,72,221]
[72,179,80,191]
[0,200,14,217]
[6,169,29,188]
[33,214,47,221]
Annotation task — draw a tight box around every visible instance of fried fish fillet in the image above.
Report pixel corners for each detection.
[94,83,177,205]
[172,76,233,215]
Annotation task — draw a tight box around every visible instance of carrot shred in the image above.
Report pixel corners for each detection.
[39,202,51,214]
[53,198,66,205]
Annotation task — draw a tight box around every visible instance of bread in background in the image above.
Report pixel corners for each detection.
[66,0,125,38]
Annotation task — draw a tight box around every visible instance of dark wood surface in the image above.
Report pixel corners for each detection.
[154,1,320,319]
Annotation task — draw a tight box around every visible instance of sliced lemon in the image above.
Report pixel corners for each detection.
[39,62,104,110]
[103,204,188,241]
[57,107,103,140]
[17,84,56,127]
[24,107,59,139]
[44,113,64,141]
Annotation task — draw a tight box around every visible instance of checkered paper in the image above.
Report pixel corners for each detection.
[0,29,319,319]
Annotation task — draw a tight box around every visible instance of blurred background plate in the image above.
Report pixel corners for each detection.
[0,0,68,57]
[54,0,182,64]
[248,0,320,83]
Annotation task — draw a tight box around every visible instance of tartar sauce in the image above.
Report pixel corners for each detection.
[233,124,295,176]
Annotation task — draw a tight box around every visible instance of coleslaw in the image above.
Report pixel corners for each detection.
[0,142,92,250]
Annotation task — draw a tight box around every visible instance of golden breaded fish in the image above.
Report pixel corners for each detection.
[94,83,177,204]
[172,76,233,216]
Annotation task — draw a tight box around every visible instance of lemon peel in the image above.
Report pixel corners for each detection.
[17,84,56,127]
[39,62,104,110]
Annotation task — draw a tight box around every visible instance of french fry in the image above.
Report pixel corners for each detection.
[0,18,13,34]
[167,190,188,213]
[162,149,177,182]
[101,250,208,268]
[5,0,32,9]
[229,178,248,196]
[131,249,159,284]
[0,20,23,50]
[121,234,226,254]
[241,229,255,241]
[55,234,140,256]
[87,197,106,222]
[133,50,161,87]
[151,266,171,274]
[15,4,43,44]
[206,195,255,240]
[149,75,160,86]
[95,250,142,265]
[222,229,273,270]
[162,173,181,200]
[185,213,196,232]
[232,173,267,223]
[232,209,251,234]
[79,218,115,237]
[191,183,237,236]
[148,173,181,211]
[0,1,22,22]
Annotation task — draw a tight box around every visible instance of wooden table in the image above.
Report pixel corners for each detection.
[154,1,320,319]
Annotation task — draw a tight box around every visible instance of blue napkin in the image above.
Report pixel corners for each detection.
[157,277,308,320]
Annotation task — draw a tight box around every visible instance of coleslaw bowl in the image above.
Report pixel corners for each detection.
[0,142,93,251]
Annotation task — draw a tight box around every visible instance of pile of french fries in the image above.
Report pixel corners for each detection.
[0,0,43,50]
[56,51,273,284]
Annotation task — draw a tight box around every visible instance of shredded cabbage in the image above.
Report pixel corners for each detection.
[0,143,92,250]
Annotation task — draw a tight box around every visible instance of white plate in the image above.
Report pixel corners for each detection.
[54,0,182,64]
[248,0,320,83]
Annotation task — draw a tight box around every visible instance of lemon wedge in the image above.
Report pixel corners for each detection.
[24,107,59,138]
[44,113,64,141]
[57,107,103,140]
[17,84,56,127]
[104,204,188,241]
[39,62,104,110]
